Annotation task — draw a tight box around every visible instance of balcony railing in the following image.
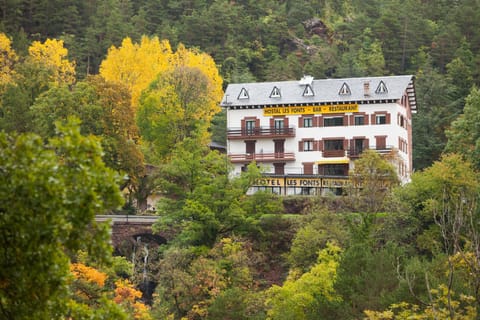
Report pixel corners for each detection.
[347,146,394,158]
[227,127,296,139]
[228,152,295,163]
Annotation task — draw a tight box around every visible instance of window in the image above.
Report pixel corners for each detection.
[375,136,387,150]
[270,86,281,98]
[245,120,255,134]
[274,163,285,175]
[339,82,351,95]
[322,164,348,176]
[354,115,365,125]
[376,114,386,124]
[375,80,388,94]
[303,84,315,96]
[324,139,343,151]
[274,119,284,133]
[303,117,313,127]
[238,87,249,99]
[303,140,314,151]
[324,117,344,127]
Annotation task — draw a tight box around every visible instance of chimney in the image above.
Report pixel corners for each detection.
[363,81,370,96]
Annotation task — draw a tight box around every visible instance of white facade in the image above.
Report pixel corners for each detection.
[222,76,417,195]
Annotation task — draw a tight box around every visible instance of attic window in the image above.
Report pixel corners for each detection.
[303,84,315,97]
[375,81,388,94]
[238,88,249,100]
[270,86,281,98]
[339,82,351,95]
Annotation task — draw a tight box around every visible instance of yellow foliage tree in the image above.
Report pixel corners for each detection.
[99,36,173,108]
[28,38,76,85]
[70,262,107,287]
[114,279,152,320]
[0,33,17,87]
[364,285,477,319]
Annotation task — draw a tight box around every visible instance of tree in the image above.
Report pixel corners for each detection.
[137,65,221,159]
[364,285,477,319]
[153,139,273,247]
[83,0,136,75]
[28,38,76,85]
[0,118,123,319]
[0,32,18,87]
[445,86,480,171]
[399,154,480,310]
[99,36,172,108]
[265,242,342,320]
[29,76,145,197]
[287,208,349,272]
[349,149,400,213]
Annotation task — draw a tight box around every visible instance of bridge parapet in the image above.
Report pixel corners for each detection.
[95,215,173,249]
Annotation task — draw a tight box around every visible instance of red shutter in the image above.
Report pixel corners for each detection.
[298,116,303,128]
[318,140,324,151]
[364,114,369,125]
[299,141,304,151]
[318,116,323,127]
[386,113,391,124]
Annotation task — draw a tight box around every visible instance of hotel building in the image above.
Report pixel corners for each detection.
[221,75,417,195]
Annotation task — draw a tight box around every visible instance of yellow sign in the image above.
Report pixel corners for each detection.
[263,104,358,116]
[255,178,284,187]
[322,178,350,188]
[285,178,322,187]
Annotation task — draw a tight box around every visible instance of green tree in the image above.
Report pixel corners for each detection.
[266,242,342,320]
[137,65,221,160]
[445,86,480,171]
[0,118,123,319]
[154,139,267,247]
[287,208,349,272]
[399,154,480,309]
[349,149,400,213]
[30,76,145,198]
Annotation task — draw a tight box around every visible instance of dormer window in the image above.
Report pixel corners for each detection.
[339,82,351,95]
[303,84,314,97]
[375,80,388,94]
[270,86,281,98]
[238,88,249,100]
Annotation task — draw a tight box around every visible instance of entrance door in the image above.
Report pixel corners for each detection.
[245,141,256,160]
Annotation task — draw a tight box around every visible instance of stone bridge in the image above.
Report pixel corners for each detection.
[95,215,173,250]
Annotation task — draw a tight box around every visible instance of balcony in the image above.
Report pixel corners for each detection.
[347,146,394,158]
[228,152,295,163]
[322,150,346,158]
[227,127,296,140]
